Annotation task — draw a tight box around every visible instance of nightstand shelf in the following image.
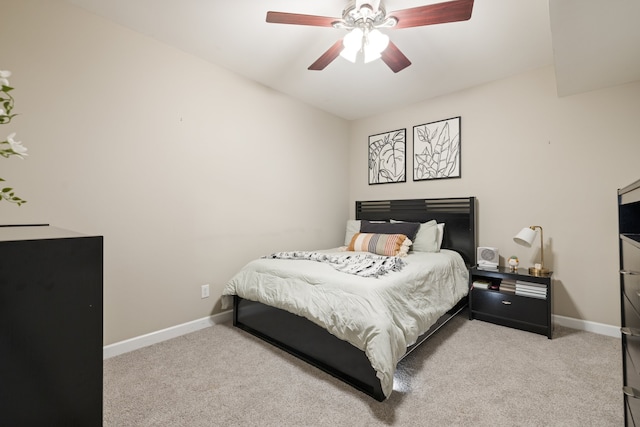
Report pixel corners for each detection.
[468,266,552,339]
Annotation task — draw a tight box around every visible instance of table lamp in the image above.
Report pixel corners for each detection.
[513,225,551,276]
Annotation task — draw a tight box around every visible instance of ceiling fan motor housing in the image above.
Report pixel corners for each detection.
[342,1,388,28]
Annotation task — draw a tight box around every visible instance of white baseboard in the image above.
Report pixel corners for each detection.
[103,310,233,359]
[553,314,620,338]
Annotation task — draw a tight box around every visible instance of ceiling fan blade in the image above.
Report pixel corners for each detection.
[390,0,474,29]
[380,41,412,73]
[266,11,339,27]
[308,40,344,71]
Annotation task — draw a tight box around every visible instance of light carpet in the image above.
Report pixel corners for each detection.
[104,312,622,426]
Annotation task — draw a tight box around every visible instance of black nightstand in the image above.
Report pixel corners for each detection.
[468,266,552,339]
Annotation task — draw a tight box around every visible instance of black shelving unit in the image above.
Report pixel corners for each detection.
[618,178,640,426]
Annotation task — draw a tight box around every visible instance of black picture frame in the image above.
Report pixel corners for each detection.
[368,128,406,185]
[413,116,461,181]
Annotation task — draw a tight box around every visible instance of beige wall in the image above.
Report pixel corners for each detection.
[349,67,640,326]
[1,0,350,344]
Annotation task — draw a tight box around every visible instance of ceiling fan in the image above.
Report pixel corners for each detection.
[266,0,474,73]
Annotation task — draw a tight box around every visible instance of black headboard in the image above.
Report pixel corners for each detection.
[355,197,477,266]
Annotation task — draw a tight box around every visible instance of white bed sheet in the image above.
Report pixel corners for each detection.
[222,248,469,398]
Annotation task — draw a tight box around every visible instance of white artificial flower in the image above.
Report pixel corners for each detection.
[0,70,10,87]
[6,133,27,158]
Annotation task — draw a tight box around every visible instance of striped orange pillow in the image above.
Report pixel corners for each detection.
[347,233,412,257]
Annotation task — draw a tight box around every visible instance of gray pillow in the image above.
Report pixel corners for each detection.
[391,219,441,252]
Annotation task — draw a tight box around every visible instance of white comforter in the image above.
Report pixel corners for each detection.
[221,248,469,398]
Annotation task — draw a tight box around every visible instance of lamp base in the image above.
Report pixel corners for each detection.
[528,267,551,277]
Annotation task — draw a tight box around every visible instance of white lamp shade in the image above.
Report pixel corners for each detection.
[343,28,363,50]
[514,227,537,247]
[340,28,363,63]
[367,29,389,53]
[363,45,381,63]
[340,45,359,63]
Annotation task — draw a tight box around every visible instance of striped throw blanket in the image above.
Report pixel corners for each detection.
[263,251,405,278]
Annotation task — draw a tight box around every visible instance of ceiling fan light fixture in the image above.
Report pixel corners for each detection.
[340,27,388,64]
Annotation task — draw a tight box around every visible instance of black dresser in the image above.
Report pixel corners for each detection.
[0,225,103,426]
[619,179,640,426]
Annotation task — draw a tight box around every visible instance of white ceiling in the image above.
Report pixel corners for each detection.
[64,0,640,120]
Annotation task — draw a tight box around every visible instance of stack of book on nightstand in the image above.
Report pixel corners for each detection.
[472,279,491,290]
[515,280,547,299]
[499,279,516,294]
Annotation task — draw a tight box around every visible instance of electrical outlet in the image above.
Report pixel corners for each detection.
[201,284,210,299]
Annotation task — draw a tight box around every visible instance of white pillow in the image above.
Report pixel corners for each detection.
[436,223,445,250]
[344,219,361,246]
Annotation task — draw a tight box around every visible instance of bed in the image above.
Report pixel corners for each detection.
[222,197,476,401]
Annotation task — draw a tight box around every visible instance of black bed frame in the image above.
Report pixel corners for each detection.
[232,197,476,401]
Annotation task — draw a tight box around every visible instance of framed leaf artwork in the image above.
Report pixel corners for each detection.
[413,116,461,181]
[368,128,406,185]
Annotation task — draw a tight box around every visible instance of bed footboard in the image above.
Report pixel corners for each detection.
[233,295,467,401]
